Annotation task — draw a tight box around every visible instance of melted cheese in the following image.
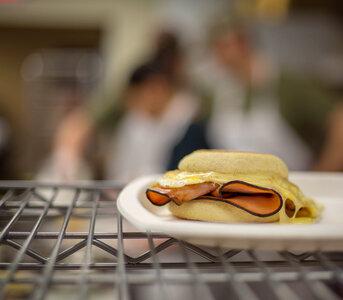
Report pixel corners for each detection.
[154,170,322,224]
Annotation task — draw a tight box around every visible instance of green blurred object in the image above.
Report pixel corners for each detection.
[278,70,340,154]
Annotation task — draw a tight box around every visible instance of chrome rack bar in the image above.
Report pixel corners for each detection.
[147,232,170,300]
[315,252,343,280]
[0,189,14,208]
[0,189,33,244]
[178,240,215,300]
[247,250,301,300]
[280,251,340,300]
[3,232,169,239]
[0,188,58,299]
[78,191,100,300]
[116,212,130,300]
[1,239,47,263]
[216,247,259,300]
[31,189,81,300]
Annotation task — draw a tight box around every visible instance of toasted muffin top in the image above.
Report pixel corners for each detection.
[178,150,289,179]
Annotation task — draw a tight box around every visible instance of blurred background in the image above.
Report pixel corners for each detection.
[0,0,343,181]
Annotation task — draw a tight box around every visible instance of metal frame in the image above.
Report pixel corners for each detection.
[0,182,342,300]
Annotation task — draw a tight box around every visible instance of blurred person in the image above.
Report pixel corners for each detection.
[36,87,96,182]
[94,30,186,132]
[152,30,184,84]
[38,30,207,182]
[37,106,93,182]
[105,61,202,181]
[37,63,202,182]
[193,19,313,170]
[150,30,210,169]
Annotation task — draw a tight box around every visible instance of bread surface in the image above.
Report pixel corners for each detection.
[168,200,279,223]
[178,150,289,179]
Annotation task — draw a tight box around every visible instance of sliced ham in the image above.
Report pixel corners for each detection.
[146,181,282,217]
[146,182,219,205]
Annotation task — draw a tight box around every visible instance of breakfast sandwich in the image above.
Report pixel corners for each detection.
[146,150,322,223]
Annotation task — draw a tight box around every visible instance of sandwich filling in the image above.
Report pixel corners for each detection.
[147,181,282,217]
[146,170,321,223]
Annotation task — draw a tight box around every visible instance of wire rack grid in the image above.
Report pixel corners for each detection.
[0,181,342,300]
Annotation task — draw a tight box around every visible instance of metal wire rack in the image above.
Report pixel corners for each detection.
[0,181,342,300]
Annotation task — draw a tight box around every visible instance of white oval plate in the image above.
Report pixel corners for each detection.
[117,172,343,251]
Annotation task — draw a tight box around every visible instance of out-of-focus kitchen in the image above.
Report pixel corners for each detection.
[1,0,343,299]
[1,0,343,181]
